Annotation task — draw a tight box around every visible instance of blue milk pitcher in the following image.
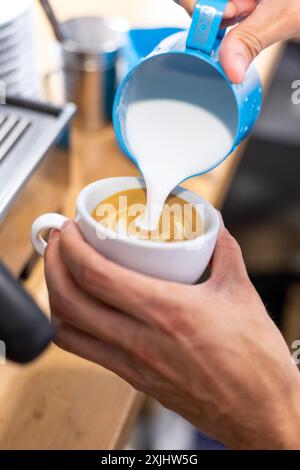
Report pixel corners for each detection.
[113,0,262,177]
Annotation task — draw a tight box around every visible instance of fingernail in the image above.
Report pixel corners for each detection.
[234,53,248,81]
[49,229,59,241]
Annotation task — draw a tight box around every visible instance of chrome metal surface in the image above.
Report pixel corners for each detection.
[0,113,31,162]
[0,98,75,219]
[61,17,128,130]
[0,97,75,274]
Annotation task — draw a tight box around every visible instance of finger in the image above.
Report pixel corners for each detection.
[220,0,300,83]
[172,0,194,15]
[55,323,145,390]
[59,221,172,319]
[45,230,149,352]
[174,1,257,18]
[225,0,258,18]
[209,214,249,285]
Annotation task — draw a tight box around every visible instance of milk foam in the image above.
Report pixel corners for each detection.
[125,56,237,230]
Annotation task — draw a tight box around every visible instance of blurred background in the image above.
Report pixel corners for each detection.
[0,0,299,451]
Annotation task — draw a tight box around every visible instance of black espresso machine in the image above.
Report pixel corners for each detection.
[0,97,75,363]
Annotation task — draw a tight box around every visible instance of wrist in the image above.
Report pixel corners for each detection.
[242,371,300,450]
[273,402,300,450]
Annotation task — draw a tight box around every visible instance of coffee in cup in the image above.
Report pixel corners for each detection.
[91,188,203,243]
[31,177,220,284]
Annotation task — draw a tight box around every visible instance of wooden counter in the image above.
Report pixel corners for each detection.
[0,0,284,450]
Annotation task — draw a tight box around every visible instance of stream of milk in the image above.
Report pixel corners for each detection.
[125,58,237,230]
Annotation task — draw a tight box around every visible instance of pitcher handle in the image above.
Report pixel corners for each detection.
[186,0,228,54]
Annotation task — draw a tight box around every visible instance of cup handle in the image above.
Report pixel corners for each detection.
[186,0,228,54]
[31,213,69,257]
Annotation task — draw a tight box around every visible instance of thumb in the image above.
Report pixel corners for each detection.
[220,0,300,83]
[210,217,249,285]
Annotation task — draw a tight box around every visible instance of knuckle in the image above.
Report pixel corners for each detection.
[221,230,242,256]
[134,337,161,370]
[54,327,70,351]
[135,342,154,366]
[295,10,300,29]
[226,275,250,298]
[80,259,111,293]
[239,275,255,293]
[144,285,192,338]
[161,304,189,338]
[283,3,300,30]
[53,336,65,350]
[135,382,149,394]
[121,362,152,393]
[50,285,75,321]
[150,285,181,318]
[130,373,152,394]
[293,14,300,31]
[234,28,264,60]
[80,263,94,290]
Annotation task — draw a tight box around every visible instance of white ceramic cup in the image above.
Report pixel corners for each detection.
[31,177,220,284]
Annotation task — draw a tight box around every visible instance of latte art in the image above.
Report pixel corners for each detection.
[92,188,203,243]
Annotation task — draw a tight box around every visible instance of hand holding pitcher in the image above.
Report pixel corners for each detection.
[174,0,300,83]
